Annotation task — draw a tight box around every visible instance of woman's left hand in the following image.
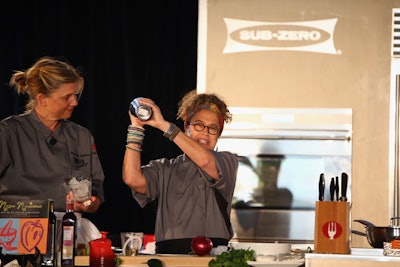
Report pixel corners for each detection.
[137,98,167,130]
[67,192,100,213]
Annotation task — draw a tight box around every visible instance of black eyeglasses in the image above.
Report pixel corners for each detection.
[189,122,220,135]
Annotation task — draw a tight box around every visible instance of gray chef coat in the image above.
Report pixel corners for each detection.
[133,151,238,242]
[0,111,105,211]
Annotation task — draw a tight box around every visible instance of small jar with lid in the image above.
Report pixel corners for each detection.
[89,231,116,267]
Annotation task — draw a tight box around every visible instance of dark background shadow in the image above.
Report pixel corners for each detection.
[0,0,198,238]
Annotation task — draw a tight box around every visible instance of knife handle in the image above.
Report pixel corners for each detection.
[340,172,348,201]
[329,178,335,201]
[335,176,339,201]
[319,173,325,201]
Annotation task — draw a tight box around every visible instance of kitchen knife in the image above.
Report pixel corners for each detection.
[335,176,339,201]
[340,172,348,201]
[318,173,325,201]
[329,177,335,201]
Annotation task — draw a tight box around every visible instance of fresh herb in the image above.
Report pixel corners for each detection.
[208,248,256,267]
[116,256,123,266]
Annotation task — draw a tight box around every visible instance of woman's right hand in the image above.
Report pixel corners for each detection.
[128,109,146,127]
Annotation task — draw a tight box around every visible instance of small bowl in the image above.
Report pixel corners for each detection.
[229,242,291,256]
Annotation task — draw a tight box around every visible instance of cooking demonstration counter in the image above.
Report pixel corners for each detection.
[75,247,400,267]
[305,248,400,267]
[75,255,216,267]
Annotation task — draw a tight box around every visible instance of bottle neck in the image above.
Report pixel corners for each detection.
[49,202,54,213]
[65,200,74,212]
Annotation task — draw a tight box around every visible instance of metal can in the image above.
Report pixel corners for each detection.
[129,97,152,121]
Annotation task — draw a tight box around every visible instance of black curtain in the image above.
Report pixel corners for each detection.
[0,0,198,238]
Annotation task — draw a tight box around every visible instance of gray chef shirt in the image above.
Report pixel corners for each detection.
[133,151,238,242]
[0,111,105,211]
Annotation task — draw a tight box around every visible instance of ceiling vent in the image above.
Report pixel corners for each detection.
[392,8,400,58]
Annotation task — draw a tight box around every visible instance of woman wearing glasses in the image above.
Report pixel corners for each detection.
[0,56,105,213]
[123,90,238,254]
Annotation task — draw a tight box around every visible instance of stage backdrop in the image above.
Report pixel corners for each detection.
[197,0,400,247]
[0,0,199,238]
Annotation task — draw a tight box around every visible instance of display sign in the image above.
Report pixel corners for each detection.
[0,199,50,255]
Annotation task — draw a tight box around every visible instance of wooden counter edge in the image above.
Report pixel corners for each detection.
[75,255,216,266]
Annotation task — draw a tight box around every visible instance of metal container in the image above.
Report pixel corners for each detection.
[129,97,152,121]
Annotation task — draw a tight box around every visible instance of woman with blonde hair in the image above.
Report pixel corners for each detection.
[0,56,105,213]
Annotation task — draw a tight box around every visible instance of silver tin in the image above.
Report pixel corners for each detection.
[130,97,152,121]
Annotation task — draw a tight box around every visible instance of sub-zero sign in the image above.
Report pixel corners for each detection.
[223,18,339,54]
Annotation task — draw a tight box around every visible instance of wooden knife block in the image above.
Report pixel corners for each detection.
[314,201,350,254]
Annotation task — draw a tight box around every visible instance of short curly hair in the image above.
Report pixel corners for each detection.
[176,90,232,134]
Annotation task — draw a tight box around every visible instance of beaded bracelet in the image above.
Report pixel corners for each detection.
[126,145,142,152]
[163,123,180,141]
[127,140,143,145]
[127,125,145,145]
[128,125,144,132]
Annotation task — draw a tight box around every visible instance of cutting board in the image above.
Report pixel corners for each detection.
[75,255,216,266]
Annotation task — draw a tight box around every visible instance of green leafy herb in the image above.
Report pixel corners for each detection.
[116,256,123,266]
[208,248,256,267]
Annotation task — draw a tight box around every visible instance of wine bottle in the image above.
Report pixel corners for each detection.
[41,199,57,266]
[60,199,77,267]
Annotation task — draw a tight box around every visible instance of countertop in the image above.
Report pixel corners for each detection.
[305,248,400,267]
[75,247,399,267]
[75,255,216,267]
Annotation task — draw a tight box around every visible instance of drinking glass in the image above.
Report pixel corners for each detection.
[120,232,143,256]
[63,175,92,206]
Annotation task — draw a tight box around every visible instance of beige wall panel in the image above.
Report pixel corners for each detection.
[198,0,400,247]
